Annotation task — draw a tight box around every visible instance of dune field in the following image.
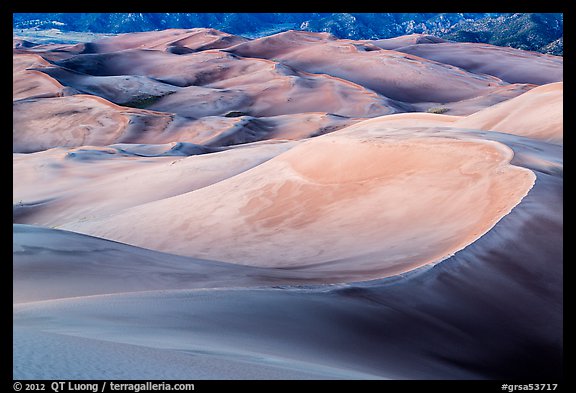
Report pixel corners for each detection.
[13,28,562,379]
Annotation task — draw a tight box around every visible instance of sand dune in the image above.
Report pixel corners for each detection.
[13,38,38,48]
[333,112,461,131]
[14,41,87,62]
[334,82,563,144]
[60,129,535,280]
[454,82,563,144]
[12,95,292,152]
[228,30,506,103]
[366,33,448,49]
[41,50,400,118]
[14,129,562,379]
[396,41,563,84]
[13,54,70,100]
[422,83,535,116]
[15,126,561,285]
[254,112,359,140]
[226,29,337,58]
[13,95,148,152]
[16,28,559,125]
[167,67,402,118]
[54,49,258,86]
[38,65,181,105]
[14,95,362,152]
[14,224,312,304]
[81,28,249,54]
[145,71,400,118]
[13,141,296,227]
[13,166,562,379]
[13,28,562,380]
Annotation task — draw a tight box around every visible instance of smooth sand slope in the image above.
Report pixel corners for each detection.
[59,128,535,281]
[14,223,336,304]
[13,54,69,100]
[13,94,358,152]
[395,41,563,85]
[454,82,563,144]
[228,30,506,103]
[13,141,296,227]
[80,28,249,53]
[335,81,563,144]
[13,163,562,379]
[13,28,563,380]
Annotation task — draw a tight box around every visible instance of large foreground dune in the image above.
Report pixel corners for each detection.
[13,28,562,380]
[13,165,563,379]
[57,131,535,278]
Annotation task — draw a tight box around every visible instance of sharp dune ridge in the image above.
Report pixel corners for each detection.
[13,27,562,380]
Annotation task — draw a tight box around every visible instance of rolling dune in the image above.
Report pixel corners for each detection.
[454,82,563,144]
[41,49,401,118]
[396,41,563,84]
[13,93,361,152]
[80,28,249,53]
[13,141,296,227]
[59,130,535,281]
[13,164,563,379]
[13,28,562,380]
[228,30,506,103]
[13,54,69,100]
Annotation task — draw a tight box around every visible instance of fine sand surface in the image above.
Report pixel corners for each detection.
[58,132,536,277]
[79,28,249,54]
[13,95,358,153]
[14,223,335,304]
[13,28,563,380]
[13,54,69,100]
[13,167,562,379]
[228,31,507,103]
[395,41,563,85]
[453,82,563,144]
[13,141,297,227]
[13,136,562,378]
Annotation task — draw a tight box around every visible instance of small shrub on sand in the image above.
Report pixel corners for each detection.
[123,92,175,109]
[426,106,449,114]
[224,111,248,118]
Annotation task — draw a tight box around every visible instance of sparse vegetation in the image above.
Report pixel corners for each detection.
[426,106,449,114]
[123,92,174,109]
[224,111,248,118]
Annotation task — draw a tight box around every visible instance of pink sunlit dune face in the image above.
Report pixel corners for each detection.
[13,26,562,380]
